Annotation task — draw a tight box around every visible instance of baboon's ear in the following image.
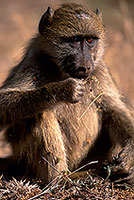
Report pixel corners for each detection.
[38,7,54,35]
[95,8,102,20]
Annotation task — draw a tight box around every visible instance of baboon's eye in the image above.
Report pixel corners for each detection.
[87,38,93,43]
[73,36,81,42]
[69,36,82,43]
[86,37,98,47]
[87,38,95,44]
[63,36,82,43]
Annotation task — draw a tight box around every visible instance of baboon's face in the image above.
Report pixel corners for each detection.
[55,35,99,79]
[39,4,105,80]
[48,33,103,80]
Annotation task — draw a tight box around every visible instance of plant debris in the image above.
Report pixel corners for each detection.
[0,173,134,200]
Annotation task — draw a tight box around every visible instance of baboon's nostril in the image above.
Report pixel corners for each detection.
[78,67,86,72]
[87,66,92,71]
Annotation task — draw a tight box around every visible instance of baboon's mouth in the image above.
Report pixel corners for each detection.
[63,67,91,79]
[69,71,90,79]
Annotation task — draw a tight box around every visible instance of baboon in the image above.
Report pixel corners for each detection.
[0,3,134,184]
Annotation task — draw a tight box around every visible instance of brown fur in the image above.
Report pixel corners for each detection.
[0,3,134,184]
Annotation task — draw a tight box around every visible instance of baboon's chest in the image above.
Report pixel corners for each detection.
[55,99,101,169]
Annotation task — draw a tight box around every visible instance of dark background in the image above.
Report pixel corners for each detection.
[0,0,134,100]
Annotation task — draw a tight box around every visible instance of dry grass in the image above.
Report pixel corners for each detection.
[0,173,134,200]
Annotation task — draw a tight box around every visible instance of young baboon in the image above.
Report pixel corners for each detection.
[0,3,134,183]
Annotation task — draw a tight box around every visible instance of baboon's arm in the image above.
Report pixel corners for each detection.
[0,86,56,125]
[98,63,134,144]
[0,77,83,125]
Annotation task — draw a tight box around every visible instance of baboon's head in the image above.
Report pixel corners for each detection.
[38,3,105,79]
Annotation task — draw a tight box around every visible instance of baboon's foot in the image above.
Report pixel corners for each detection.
[111,145,134,184]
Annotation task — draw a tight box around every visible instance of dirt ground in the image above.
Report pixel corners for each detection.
[0,172,134,199]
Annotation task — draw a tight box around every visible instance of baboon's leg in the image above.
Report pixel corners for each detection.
[35,111,68,183]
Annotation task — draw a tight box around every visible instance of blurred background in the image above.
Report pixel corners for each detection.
[0,0,134,101]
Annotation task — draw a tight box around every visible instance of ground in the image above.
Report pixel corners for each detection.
[0,172,134,199]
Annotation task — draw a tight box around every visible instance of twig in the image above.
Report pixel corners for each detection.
[67,160,98,178]
[78,92,104,121]
[105,165,112,181]
[29,160,98,200]
[42,156,73,183]
[28,175,61,200]
[42,156,60,175]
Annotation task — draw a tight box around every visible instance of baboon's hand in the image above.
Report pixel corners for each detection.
[60,78,85,103]
[111,144,134,184]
